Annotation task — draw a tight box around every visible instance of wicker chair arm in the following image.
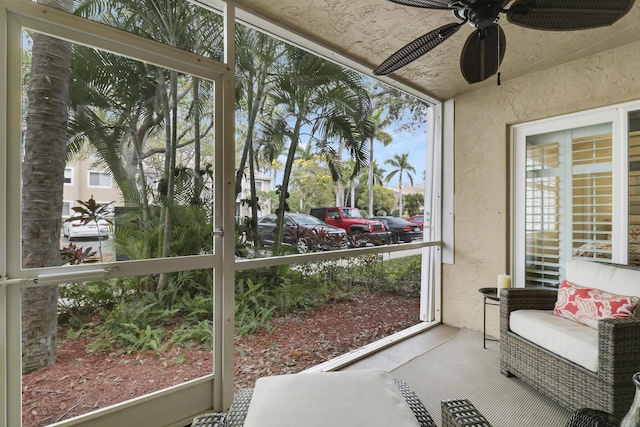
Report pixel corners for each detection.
[500,288,558,312]
[598,317,640,383]
[499,288,558,332]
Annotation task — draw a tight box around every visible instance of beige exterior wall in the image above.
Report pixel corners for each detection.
[444,40,640,337]
[387,183,425,217]
[63,159,124,217]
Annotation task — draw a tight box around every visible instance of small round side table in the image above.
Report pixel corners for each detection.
[478,287,500,349]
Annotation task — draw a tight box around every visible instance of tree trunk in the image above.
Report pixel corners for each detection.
[21,0,73,374]
[368,138,374,215]
[157,69,178,292]
[398,178,403,217]
[272,115,303,255]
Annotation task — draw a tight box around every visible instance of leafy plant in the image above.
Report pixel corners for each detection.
[235,275,277,335]
[88,323,167,354]
[58,279,122,326]
[167,320,213,349]
[60,242,98,265]
[65,195,114,261]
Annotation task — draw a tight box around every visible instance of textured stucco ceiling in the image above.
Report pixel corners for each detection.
[235,0,640,101]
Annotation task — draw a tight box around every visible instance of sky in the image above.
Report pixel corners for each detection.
[376,122,428,188]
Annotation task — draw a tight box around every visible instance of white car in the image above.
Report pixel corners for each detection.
[63,217,111,240]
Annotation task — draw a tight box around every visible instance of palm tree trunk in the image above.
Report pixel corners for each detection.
[157,69,178,291]
[368,138,374,215]
[398,177,403,217]
[335,139,344,206]
[350,181,355,207]
[193,76,202,201]
[21,0,73,374]
[273,115,303,255]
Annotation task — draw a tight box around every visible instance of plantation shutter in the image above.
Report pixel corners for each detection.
[524,123,613,288]
[629,121,640,265]
[525,140,561,287]
[571,131,613,264]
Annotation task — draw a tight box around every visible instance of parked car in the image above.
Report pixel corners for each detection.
[63,217,112,240]
[370,216,422,243]
[308,207,392,246]
[257,213,347,253]
[407,214,425,230]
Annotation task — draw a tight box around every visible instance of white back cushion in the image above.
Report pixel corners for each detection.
[565,260,640,298]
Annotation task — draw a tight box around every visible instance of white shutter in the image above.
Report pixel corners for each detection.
[571,133,613,264]
[525,141,561,286]
[629,128,640,265]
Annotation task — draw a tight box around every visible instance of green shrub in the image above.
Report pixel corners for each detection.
[60,252,421,354]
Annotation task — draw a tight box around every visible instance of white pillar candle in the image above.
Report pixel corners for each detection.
[497,274,511,290]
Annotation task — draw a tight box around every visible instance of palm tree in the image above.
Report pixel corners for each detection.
[21,0,73,373]
[340,159,357,207]
[261,47,370,254]
[364,107,392,215]
[295,142,316,161]
[235,27,284,246]
[385,153,416,217]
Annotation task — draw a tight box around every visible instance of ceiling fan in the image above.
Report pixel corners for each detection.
[374,0,636,84]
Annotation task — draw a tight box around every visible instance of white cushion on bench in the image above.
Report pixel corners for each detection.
[510,309,599,372]
[243,369,420,427]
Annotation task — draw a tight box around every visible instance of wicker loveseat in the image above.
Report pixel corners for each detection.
[500,260,640,418]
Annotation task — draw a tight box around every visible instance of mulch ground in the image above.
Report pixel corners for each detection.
[22,291,419,427]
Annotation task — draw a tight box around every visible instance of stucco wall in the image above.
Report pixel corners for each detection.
[443,39,640,337]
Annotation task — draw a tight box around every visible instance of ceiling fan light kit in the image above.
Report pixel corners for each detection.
[374,0,636,84]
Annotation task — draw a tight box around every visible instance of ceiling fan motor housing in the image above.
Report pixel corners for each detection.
[466,1,503,29]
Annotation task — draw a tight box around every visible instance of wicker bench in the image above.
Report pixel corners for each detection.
[192,379,435,427]
[441,399,621,427]
[500,261,640,418]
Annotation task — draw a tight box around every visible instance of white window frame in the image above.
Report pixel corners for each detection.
[64,167,74,186]
[87,170,112,189]
[511,101,640,287]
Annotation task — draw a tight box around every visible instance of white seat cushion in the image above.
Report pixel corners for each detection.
[243,369,420,427]
[510,310,599,372]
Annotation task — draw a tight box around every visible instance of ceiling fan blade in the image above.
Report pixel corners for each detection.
[387,0,455,9]
[507,0,635,31]
[374,23,462,75]
[460,24,506,84]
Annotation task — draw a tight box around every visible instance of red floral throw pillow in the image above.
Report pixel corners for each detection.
[553,280,639,329]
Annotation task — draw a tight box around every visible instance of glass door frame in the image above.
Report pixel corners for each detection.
[510,101,640,287]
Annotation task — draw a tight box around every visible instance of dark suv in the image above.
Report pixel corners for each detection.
[309,207,392,245]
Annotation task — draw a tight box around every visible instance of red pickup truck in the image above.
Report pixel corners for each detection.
[309,207,392,246]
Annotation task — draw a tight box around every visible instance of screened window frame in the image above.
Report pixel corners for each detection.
[0,1,446,426]
[1,2,229,426]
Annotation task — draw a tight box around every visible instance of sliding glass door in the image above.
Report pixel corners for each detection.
[512,104,640,287]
